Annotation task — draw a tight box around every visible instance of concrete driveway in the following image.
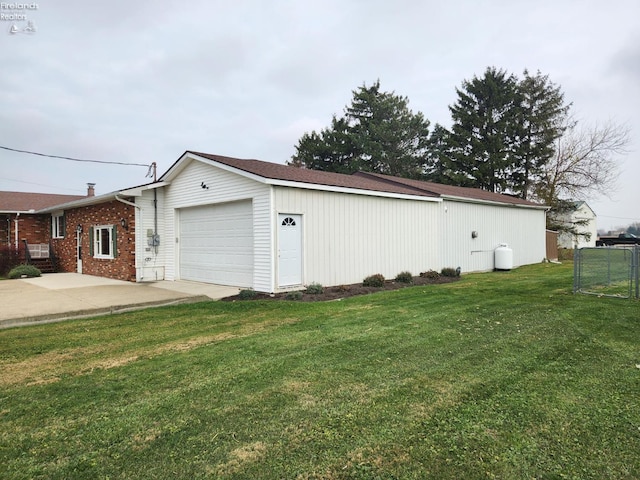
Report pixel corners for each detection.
[0,273,240,329]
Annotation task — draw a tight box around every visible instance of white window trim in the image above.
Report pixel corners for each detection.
[52,212,65,239]
[94,225,115,259]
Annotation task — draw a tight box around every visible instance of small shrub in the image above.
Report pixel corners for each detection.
[363,273,385,287]
[558,248,574,261]
[306,282,324,294]
[238,288,257,300]
[441,267,461,277]
[420,269,440,279]
[337,285,351,292]
[286,291,303,301]
[395,271,413,284]
[8,264,42,279]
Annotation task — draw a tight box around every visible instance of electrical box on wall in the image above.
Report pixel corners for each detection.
[147,234,160,247]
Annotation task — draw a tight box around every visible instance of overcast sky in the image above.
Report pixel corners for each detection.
[1,0,638,230]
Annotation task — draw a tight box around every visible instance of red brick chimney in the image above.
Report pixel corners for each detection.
[87,183,95,197]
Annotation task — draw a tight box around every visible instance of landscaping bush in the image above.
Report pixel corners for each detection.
[420,269,440,279]
[305,282,324,294]
[558,248,574,261]
[394,271,413,284]
[8,264,42,279]
[238,288,257,300]
[286,291,303,301]
[441,267,461,277]
[363,273,385,287]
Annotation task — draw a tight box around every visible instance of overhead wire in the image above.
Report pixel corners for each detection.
[0,145,150,167]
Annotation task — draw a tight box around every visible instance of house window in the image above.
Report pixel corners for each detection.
[91,225,117,259]
[52,213,65,238]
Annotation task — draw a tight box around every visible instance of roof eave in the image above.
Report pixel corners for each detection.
[441,194,549,210]
[268,179,442,202]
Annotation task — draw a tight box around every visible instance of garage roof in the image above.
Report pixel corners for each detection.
[183,152,545,208]
[184,152,439,199]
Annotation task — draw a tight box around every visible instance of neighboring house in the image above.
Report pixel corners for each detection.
[1,151,549,291]
[0,189,90,271]
[556,201,597,249]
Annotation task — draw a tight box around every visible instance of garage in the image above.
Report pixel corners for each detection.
[179,200,253,287]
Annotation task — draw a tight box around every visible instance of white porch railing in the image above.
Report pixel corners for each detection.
[28,243,50,259]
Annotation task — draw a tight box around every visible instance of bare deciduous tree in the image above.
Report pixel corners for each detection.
[535,119,630,205]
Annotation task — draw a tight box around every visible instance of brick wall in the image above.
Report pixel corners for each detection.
[52,199,136,282]
[0,214,51,248]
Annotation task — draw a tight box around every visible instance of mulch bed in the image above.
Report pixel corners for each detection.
[221,275,460,302]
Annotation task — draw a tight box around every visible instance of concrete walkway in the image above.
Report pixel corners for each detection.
[0,273,240,329]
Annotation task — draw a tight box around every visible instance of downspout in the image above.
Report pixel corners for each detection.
[14,213,19,250]
[115,195,142,281]
[153,188,158,255]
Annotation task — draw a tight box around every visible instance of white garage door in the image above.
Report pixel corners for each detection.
[179,201,253,287]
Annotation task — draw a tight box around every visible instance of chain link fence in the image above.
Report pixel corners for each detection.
[573,246,639,299]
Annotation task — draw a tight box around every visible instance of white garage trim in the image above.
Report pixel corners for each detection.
[179,200,253,287]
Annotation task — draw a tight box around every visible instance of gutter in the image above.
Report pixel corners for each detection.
[114,195,141,210]
[441,194,550,210]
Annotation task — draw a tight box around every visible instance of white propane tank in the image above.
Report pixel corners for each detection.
[495,243,513,270]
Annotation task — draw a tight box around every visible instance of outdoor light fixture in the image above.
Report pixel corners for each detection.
[76,224,83,233]
[472,231,478,238]
[120,218,128,229]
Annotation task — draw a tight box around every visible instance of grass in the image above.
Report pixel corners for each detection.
[0,262,639,479]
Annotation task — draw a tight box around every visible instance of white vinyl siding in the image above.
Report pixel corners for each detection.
[440,200,546,272]
[136,188,166,281]
[274,187,441,288]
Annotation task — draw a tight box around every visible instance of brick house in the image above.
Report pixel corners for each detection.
[1,184,138,281]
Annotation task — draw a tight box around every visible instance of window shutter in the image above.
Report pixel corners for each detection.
[61,214,66,238]
[89,228,94,256]
[112,226,118,258]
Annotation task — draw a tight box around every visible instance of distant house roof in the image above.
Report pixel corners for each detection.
[0,191,86,213]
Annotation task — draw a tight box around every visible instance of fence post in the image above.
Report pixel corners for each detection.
[573,247,579,294]
[633,245,640,298]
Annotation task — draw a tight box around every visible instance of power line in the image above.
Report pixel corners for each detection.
[0,145,150,167]
[0,176,85,193]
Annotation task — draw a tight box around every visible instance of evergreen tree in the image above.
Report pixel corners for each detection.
[290,81,431,178]
[447,67,520,192]
[424,123,456,184]
[512,70,571,199]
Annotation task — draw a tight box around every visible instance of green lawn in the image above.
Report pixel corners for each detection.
[1,262,639,479]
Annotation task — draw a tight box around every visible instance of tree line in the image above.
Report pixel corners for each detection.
[289,68,629,235]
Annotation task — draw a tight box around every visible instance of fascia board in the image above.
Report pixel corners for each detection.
[442,194,549,210]
[268,179,442,202]
[119,181,169,197]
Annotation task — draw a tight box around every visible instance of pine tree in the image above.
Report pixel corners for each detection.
[512,70,571,199]
[290,81,431,178]
[447,67,520,192]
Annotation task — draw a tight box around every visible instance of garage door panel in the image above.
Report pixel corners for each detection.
[179,201,253,287]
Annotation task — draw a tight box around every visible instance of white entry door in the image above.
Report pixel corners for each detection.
[278,214,302,287]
